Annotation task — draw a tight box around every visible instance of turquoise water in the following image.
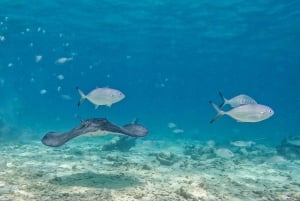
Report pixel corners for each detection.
[0,1,300,200]
[1,0,299,143]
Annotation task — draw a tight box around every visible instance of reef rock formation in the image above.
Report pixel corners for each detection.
[102,136,137,152]
[277,136,300,160]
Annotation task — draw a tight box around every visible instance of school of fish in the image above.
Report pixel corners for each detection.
[209,92,274,123]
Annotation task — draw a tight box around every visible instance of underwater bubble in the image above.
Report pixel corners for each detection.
[30,77,35,83]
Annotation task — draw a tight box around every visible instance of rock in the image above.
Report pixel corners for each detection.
[183,144,214,160]
[277,136,300,160]
[106,154,126,163]
[142,164,151,170]
[176,187,193,200]
[0,186,12,194]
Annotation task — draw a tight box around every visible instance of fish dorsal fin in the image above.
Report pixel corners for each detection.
[218,91,228,108]
[131,118,139,125]
[76,115,85,123]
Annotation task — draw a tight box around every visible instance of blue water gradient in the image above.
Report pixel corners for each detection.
[0,0,299,145]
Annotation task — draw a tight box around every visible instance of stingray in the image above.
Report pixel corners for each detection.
[41,118,148,147]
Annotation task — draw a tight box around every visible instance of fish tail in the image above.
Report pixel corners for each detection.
[76,87,86,107]
[209,101,225,124]
[218,91,227,108]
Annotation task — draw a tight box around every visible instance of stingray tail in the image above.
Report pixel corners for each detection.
[209,101,225,124]
[218,91,228,108]
[76,87,86,107]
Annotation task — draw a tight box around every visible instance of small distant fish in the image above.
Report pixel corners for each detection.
[230,140,255,147]
[286,136,300,147]
[167,122,177,129]
[209,101,274,123]
[172,128,184,134]
[0,36,5,42]
[57,86,62,92]
[40,89,47,95]
[77,86,125,109]
[7,63,13,68]
[215,148,234,158]
[61,94,72,100]
[55,57,73,64]
[35,55,42,63]
[57,74,64,80]
[219,92,257,108]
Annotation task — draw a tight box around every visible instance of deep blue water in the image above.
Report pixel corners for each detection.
[0,0,299,145]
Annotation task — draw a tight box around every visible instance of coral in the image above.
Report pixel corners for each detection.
[102,136,137,152]
[277,136,300,160]
[176,187,194,200]
[156,152,178,166]
[183,144,214,160]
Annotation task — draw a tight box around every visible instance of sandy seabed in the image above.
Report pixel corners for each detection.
[0,138,299,201]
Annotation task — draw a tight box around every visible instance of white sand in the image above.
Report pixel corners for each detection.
[0,139,299,201]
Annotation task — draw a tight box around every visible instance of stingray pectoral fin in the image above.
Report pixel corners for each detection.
[41,131,78,147]
[122,124,148,137]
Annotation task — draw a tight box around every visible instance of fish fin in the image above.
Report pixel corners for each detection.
[106,103,112,107]
[209,101,225,124]
[76,87,86,107]
[76,115,85,123]
[218,91,227,108]
[94,105,99,109]
[132,118,139,124]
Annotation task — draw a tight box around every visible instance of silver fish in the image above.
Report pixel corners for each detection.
[215,148,234,158]
[209,101,274,123]
[286,136,300,147]
[77,87,125,109]
[219,92,257,108]
[230,140,255,147]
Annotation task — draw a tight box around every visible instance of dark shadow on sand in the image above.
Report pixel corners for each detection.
[49,172,142,189]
